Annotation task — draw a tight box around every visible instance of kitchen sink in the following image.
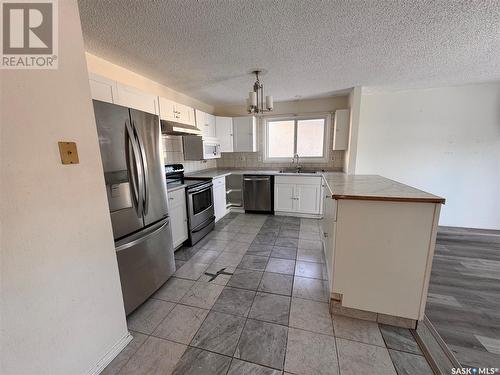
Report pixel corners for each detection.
[279,168,318,174]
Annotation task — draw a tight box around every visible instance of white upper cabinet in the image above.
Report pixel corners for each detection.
[233,116,256,152]
[158,97,196,126]
[215,116,234,153]
[333,109,350,150]
[196,110,216,138]
[115,82,158,115]
[158,97,176,121]
[175,103,196,126]
[88,73,157,114]
[88,73,117,103]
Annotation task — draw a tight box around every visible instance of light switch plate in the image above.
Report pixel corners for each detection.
[58,141,79,164]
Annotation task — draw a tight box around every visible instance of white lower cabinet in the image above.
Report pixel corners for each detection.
[274,176,322,215]
[213,177,227,222]
[168,188,188,248]
[275,184,295,211]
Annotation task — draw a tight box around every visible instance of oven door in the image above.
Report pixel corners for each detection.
[187,183,215,228]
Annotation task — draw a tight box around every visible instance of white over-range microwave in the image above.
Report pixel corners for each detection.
[202,138,221,159]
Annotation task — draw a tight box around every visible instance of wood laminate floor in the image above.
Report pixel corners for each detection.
[426,227,500,369]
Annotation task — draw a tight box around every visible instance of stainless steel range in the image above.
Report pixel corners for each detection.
[165,164,215,246]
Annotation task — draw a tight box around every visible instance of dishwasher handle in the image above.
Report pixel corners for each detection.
[243,176,271,181]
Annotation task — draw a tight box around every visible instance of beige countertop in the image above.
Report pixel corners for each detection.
[166,183,187,193]
[185,169,320,178]
[322,173,445,204]
[185,169,445,204]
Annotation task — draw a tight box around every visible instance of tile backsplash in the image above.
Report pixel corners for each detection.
[162,136,216,173]
[216,151,344,170]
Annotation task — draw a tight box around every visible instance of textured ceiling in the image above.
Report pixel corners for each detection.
[78,0,500,106]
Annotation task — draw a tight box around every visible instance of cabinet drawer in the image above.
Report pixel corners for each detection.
[275,175,321,185]
[168,188,186,207]
[213,176,225,188]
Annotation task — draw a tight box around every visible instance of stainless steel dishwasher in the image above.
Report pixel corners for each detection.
[243,175,274,213]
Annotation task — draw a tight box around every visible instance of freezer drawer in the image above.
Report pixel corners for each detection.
[115,218,175,314]
[243,175,273,212]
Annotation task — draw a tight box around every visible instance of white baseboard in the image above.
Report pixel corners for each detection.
[275,211,322,219]
[86,331,132,375]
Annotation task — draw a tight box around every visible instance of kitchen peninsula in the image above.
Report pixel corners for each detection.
[187,169,445,328]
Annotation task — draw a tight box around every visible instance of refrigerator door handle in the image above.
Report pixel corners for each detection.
[115,219,169,252]
[133,120,149,216]
[125,120,144,217]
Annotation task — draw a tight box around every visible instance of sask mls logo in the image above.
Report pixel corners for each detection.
[1,0,58,69]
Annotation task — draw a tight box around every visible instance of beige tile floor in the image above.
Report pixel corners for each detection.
[102,213,434,375]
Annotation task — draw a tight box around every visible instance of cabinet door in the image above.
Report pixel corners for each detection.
[170,204,188,248]
[333,109,349,150]
[213,184,227,222]
[295,184,321,214]
[158,97,176,121]
[88,73,116,103]
[274,184,295,212]
[206,113,216,137]
[216,116,233,152]
[233,116,256,152]
[115,82,158,115]
[195,109,206,134]
[175,103,196,126]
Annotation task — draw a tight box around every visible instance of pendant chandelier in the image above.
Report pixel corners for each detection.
[247,70,273,114]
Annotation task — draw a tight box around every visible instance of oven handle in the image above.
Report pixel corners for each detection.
[187,183,213,194]
[191,216,216,233]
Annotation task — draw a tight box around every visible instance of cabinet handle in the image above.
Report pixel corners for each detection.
[169,197,174,200]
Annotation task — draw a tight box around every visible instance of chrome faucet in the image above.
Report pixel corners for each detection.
[292,153,301,172]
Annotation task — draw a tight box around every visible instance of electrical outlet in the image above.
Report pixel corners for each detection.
[257,155,262,162]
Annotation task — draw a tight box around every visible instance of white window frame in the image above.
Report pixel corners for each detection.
[263,113,331,163]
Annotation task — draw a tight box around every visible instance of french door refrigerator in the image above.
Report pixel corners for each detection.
[93,100,175,315]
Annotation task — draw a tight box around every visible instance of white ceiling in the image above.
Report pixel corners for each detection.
[78,0,500,106]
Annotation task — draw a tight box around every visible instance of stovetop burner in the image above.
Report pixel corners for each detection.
[165,164,211,190]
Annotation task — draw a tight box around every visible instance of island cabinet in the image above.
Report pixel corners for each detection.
[274,176,323,217]
[320,175,444,328]
[168,187,188,249]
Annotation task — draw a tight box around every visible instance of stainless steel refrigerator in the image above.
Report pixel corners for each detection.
[93,100,175,315]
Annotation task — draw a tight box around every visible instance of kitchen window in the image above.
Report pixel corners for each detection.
[264,115,330,162]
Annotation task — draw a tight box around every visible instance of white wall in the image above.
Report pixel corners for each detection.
[344,87,362,174]
[0,1,129,374]
[355,83,500,229]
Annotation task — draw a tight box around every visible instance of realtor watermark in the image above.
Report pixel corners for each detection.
[452,368,499,374]
[1,0,58,69]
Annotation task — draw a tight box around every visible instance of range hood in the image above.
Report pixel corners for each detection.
[160,120,201,136]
